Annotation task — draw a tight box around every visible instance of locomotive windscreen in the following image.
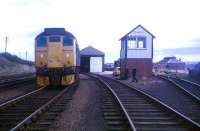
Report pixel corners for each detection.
[37,37,47,47]
[63,37,73,46]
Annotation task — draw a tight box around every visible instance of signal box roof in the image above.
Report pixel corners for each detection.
[119,24,155,40]
[80,46,105,57]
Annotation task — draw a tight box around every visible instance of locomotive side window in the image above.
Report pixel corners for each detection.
[49,36,61,42]
[37,37,47,47]
[63,37,73,46]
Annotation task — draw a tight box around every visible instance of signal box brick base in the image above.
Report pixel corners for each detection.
[120,58,152,80]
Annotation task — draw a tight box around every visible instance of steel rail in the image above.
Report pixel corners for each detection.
[0,87,45,109]
[0,76,35,88]
[10,85,71,131]
[0,75,35,84]
[169,75,200,90]
[0,73,35,82]
[98,74,200,129]
[159,75,200,102]
[176,77,200,87]
[96,76,137,131]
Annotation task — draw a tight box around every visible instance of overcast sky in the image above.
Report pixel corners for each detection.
[0,0,200,62]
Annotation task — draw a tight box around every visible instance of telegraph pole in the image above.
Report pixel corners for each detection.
[25,51,28,61]
[5,36,8,53]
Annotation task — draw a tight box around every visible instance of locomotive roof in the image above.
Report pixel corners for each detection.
[36,28,75,39]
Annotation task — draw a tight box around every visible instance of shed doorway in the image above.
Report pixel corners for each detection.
[90,57,102,72]
[80,57,90,72]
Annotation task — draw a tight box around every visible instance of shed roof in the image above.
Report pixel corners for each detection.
[119,24,155,40]
[80,46,105,56]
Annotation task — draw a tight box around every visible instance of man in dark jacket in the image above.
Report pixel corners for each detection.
[132,68,138,82]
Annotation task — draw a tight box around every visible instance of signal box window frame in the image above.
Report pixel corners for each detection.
[127,36,146,49]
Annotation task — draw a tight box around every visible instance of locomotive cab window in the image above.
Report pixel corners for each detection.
[36,37,47,47]
[49,36,61,42]
[63,37,73,46]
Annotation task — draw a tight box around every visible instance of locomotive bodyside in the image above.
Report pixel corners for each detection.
[35,28,79,87]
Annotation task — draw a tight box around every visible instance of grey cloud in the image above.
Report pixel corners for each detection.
[187,38,200,43]
[155,47,200,55]
[186,38,200,47]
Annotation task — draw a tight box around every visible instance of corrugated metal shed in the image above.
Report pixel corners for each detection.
[80,46,105,56]
[80,46,105,72]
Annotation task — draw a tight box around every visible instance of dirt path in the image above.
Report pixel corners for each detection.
[49,74,106,131]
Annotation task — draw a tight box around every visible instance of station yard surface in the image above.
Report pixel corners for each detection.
[47,71,200,130]
[49,74,106,131]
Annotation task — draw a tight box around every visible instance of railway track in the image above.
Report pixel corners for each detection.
[159,75,200,100]
[93,75,136,131]
[0,74,35,89]
[0,83,37,105]
[90,74,200,131]
[0,83,78,131]
[0,73,35,82]
[156,75,200,124]
[0,75,37,105]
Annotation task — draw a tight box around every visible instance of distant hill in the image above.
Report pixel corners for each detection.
[0,53,35,77]
[0,53,34,66]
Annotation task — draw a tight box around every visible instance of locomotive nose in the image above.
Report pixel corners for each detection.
[47,43,63,68]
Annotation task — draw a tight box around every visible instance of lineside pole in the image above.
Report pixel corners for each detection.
[25,51,28,60]
[5,36,8,53]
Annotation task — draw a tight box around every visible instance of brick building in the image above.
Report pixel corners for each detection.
[119,25,155,80]
[155,56,186,71]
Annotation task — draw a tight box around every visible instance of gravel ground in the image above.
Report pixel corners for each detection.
[49,74,106,131]
[0,82,36,104]
[114,76,200,123]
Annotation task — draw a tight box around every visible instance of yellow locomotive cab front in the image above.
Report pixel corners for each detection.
[35,28,80,87]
